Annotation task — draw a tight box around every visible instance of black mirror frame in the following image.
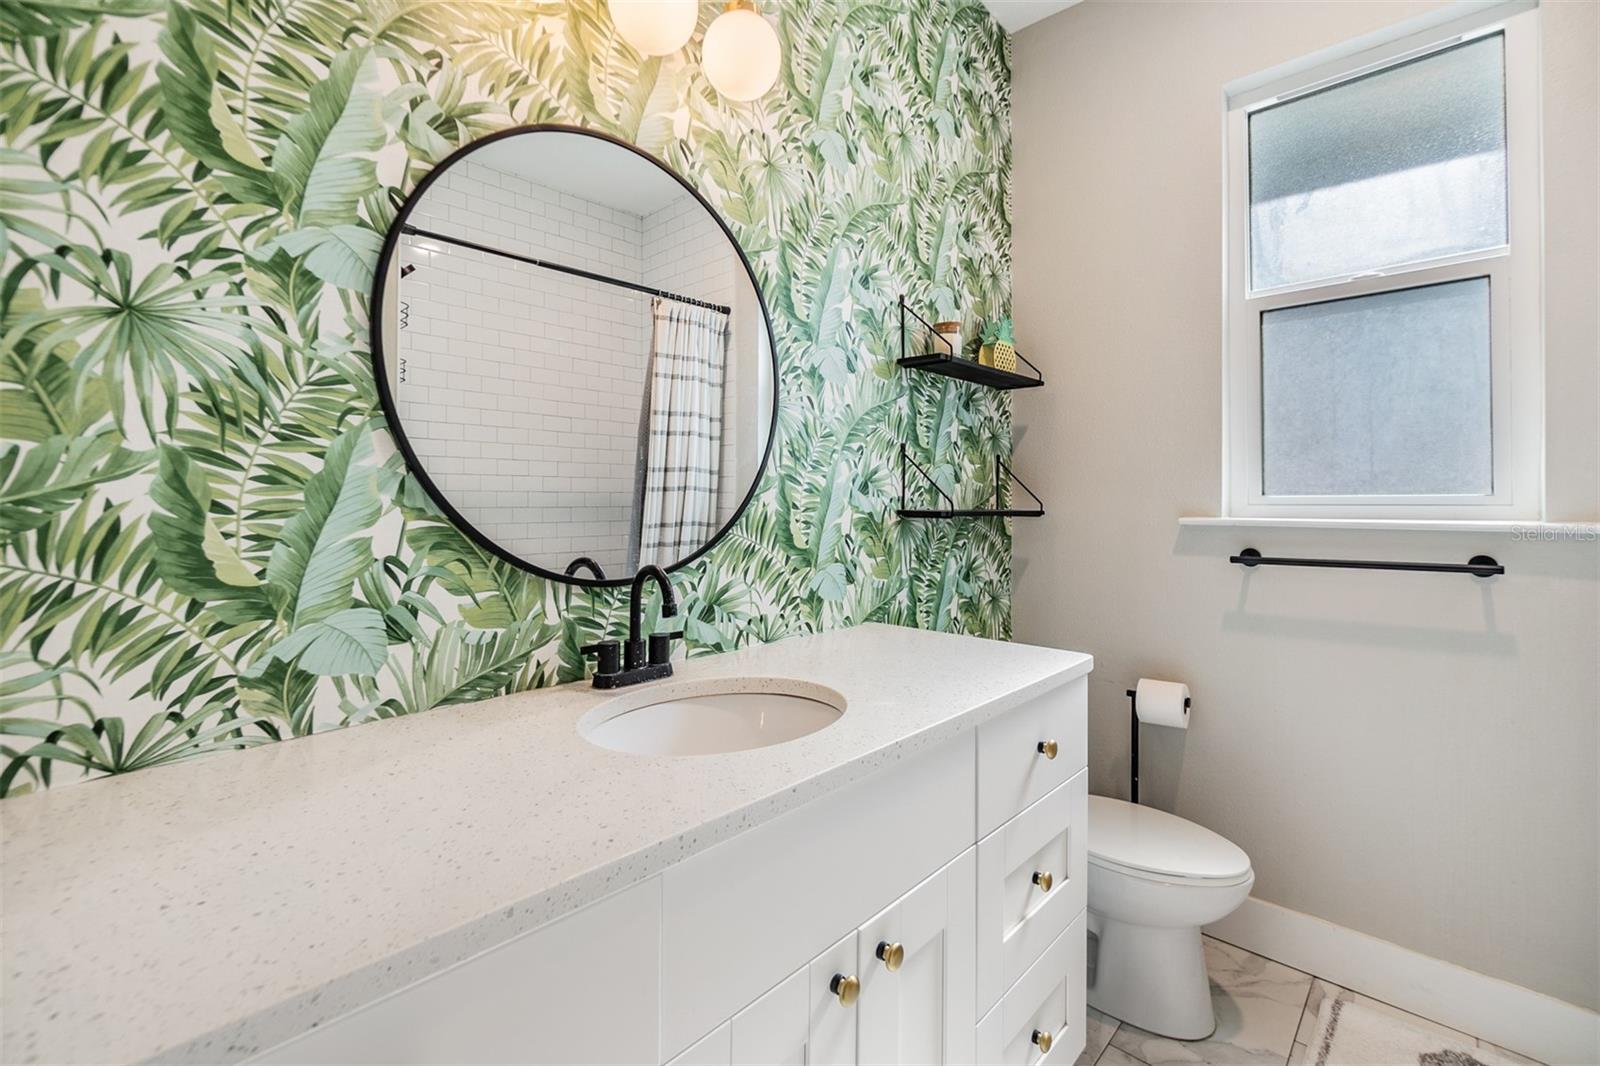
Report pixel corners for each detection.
[371,124,780,590]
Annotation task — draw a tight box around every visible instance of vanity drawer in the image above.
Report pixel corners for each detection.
[977,676,1087,836]
[975,911,1087,1066]
[976,769,1088,1015]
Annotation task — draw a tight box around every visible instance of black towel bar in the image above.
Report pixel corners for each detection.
[1230,547,1503,578]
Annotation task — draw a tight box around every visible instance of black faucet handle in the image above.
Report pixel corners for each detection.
[648,630,685,666]
[580,640,621,676]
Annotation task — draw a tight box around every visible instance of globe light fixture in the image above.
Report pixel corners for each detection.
[608,0,697,57]
[702,0,781,102]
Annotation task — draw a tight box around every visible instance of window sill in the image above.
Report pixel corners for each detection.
[1178,516,1600,535]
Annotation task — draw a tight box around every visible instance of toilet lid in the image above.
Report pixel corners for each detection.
[1088,796,1251,882]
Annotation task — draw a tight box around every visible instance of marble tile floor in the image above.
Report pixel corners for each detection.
[1075,936,1546,1066]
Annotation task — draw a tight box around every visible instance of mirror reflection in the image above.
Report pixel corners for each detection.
[378,128,774,582]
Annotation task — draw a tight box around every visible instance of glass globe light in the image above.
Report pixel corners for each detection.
[608,0,697,57]
[702,0,781,102]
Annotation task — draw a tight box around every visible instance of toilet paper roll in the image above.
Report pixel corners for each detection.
[1134,678,1190,729]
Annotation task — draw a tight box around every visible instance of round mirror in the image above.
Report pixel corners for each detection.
[372,126,776,586]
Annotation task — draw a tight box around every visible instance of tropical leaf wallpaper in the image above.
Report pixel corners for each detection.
[0,0,1013,795]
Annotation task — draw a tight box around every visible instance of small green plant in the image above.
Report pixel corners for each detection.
[980,317,1015,346]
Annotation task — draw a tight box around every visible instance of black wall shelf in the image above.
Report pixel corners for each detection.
[898,353,1044,390]
[896,295,1043,390]
[896,445,1045,520]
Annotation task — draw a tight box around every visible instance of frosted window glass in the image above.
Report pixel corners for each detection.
[1261,278,1492,497]
[1250,36,1507,291]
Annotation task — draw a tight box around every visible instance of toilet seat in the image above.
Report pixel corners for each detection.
[1088,796,1252,887]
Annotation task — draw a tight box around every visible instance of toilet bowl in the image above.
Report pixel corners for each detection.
[1086,795,1254,1040]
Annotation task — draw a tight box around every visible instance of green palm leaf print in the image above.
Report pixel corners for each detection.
[0,0,1012,796]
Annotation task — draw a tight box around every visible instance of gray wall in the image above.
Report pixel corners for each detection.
[1011,0,1599,1009]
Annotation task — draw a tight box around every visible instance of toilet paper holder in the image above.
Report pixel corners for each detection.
[1125,687,1189,806]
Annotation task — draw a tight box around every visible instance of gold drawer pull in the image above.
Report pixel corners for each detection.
[1037,739,1058,760]
[1032,870,1054,892]
[876,940,905,972]
[830,973,859,1007]
[1032,1028,1053,1053]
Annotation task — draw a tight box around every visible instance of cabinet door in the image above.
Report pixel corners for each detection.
[661,733,975,1057]
[665,1024,730,1066]
[730,968,810,1066]
[718,931,858,1066]
[807,931,860,1066]
[855,850,976,1065]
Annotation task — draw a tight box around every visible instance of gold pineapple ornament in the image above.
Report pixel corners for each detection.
[981,317,1017,372]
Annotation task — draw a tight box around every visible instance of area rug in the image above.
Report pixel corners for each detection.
[1310,990,1525,1066]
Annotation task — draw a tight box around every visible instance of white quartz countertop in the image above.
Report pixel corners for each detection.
[2,623,1091,1065]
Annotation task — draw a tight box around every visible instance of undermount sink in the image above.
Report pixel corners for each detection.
[579,678,846,756]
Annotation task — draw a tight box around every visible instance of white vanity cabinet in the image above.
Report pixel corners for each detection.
[247,674,1089,1066]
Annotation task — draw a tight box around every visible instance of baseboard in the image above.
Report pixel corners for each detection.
[1205,897,1599,1066]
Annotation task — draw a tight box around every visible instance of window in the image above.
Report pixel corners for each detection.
[1224,4,1542,520]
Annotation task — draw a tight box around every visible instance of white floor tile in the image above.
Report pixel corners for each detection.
[1075,1007,1120,1066]
[1294,978,1334,1048]
[1092,937,1549,1066]
[1097,1047,1149,1066]
[1302,982,1480,1050]
[1301,984,1535,1065]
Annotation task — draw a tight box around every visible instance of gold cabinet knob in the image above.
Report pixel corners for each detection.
[830,973,860,1007]
[1032,870,1054,892]
[1032,1028,1053,1053]
[876,940,905,972]
[1037,740,1058,760]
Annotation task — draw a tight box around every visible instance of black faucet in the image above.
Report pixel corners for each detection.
[563,556,606,580]
[580,565,683,689]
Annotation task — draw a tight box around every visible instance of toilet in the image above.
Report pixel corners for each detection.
[1086,795,1254,1040]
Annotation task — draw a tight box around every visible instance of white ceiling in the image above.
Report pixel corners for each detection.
[470,132,687,217]
[981,0,1082,34]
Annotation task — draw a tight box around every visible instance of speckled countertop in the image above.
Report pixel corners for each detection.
[2,623,1091,1065]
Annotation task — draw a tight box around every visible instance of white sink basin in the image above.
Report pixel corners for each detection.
[579,678,846,756]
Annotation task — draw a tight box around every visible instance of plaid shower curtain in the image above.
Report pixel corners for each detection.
[632,299,731,569]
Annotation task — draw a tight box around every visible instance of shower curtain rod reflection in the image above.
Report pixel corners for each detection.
[400,225,732,315]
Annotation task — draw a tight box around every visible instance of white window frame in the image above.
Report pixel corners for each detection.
[1222,2,1544,521]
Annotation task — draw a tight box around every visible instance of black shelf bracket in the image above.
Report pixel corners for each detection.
[896,295,1044,390]
[1230,547,1504,578]
[896,444,1045,519]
